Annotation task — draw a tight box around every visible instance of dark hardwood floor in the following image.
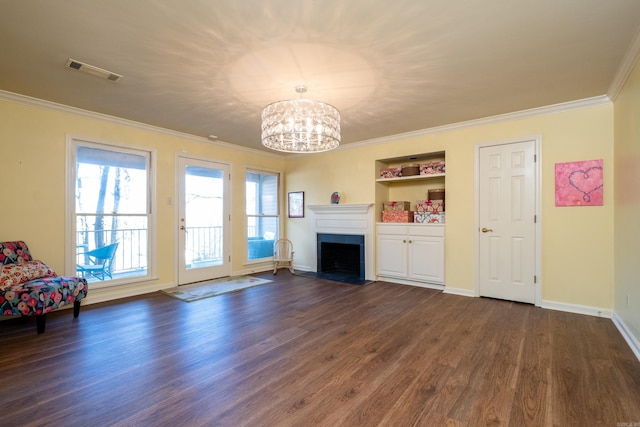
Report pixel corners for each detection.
[1,272,639,426]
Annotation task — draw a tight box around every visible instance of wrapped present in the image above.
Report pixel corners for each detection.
[427,200,444,213]
[382,210,414,223]
[414,212,429,223]
[380,167,402,178]
[414,212,445,223]
[420,161,446,175]
[383,201,411,211]
[416,200,430,212]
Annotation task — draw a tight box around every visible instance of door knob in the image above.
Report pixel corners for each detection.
[481,227,493,233]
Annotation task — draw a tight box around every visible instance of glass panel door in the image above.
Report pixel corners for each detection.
[177,157,230,284]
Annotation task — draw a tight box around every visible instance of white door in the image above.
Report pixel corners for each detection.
[478,140,536,303]
[177,156,230,285]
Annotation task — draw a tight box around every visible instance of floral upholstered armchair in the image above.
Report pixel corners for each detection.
[0,241,88,333]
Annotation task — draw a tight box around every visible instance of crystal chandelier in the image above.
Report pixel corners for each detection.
[261,86,340,153]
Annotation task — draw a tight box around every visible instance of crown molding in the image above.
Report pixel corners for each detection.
[1,88,611,158]
[341,95,611,151]
[608,25,640,102]
[0,89,282,159]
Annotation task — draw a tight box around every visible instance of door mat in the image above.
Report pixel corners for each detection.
[160,276,273,302]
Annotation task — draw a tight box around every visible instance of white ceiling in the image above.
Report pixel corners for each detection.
[1,0,640,152]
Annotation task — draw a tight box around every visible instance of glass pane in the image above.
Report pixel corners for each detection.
[76,215,148,282]
[246,172,278,215]
[76,147,148,214]
[247,216,278,260]
[184,165,224,269]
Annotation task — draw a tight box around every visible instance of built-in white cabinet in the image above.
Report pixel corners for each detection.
[376,223,445,287]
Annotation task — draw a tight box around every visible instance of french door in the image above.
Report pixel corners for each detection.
[478,140,537,304]
[177,156,230,285]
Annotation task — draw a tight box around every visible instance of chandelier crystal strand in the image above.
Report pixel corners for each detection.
[261,96,340,153]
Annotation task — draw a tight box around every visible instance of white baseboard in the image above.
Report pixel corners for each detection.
[232,265,273,276]
[83,281,169,305]
[612,312,640,362]
[540,299,613,318]
[376,276,445,290]
[443,286,476,297]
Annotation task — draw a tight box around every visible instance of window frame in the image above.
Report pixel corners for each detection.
[66,135,157,287]
[245,168,282,264]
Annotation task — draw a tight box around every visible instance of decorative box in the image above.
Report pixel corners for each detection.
[427,200,444,213]
[383,201,411,211]
[401,164,420,176]
[414,212,445,223]
[380,167,402,178]
[419,161,446,175]
[382,210,414,223]
[416,200,430,212]
[428,188,445,201]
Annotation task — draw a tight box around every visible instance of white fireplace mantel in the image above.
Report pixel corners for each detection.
[308,203,375,280]
[308,204,374,215]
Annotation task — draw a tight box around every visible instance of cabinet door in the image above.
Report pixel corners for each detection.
[377,234,408,278]
[408,235,444,284]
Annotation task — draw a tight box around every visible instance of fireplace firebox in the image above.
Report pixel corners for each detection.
[317,233,365,283]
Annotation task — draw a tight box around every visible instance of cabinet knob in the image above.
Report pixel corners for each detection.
[403,239,407,243]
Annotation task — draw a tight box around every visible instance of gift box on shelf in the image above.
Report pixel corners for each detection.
[428,188,445,212]
[427,200,444,213]
[415,200,430,212]
[379,167,402,178]
[382,201,411,211]
[428,188,445,201]
[401,164,420,176]
[414,212,445,223]
[419,161,446,175]
[382,210,414,223]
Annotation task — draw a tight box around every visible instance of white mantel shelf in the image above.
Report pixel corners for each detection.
[308,204,374,214]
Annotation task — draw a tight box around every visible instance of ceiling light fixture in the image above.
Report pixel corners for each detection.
[261,86,340,153]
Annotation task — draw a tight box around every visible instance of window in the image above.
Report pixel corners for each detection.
[71,141,152,284]
[246,170,279,261]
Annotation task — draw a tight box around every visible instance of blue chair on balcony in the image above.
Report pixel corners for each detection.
[77,242,119,281]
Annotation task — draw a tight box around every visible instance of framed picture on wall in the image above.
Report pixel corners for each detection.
[288,191,304,218]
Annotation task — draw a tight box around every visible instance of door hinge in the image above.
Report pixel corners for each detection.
[534,154,537,162]
[228,173,231,181]
[534,214,537,223]
[534,275,537,284]
[229,255,231,262]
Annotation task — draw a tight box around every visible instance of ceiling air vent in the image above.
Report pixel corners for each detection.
[65,59,123,82]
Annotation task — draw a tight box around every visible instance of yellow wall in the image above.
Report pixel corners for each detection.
[285,104,615,310]
[0,94,618,313]
[0,97,284,300]
[613,60,640,343]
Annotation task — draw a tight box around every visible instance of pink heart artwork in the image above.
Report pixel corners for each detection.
[555,159,603,206]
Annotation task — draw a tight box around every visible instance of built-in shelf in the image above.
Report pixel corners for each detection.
[374,151,447,286]
[376,173,445,183]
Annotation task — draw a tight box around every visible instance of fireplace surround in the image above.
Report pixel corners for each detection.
[308,204,375,282]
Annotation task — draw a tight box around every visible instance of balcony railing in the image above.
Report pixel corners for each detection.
[77,226,226,279]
